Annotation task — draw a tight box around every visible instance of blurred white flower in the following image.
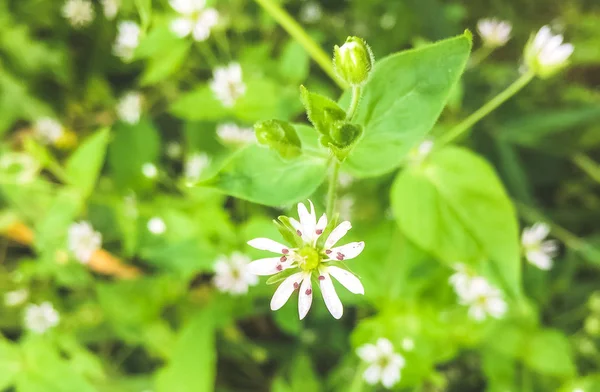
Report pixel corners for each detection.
[24,302,60,334]
[337,195,354,221]
[338,172,354,188]
[62,0,95,28]
[4,289,29,307]
[448,263,472,298]
[117,91,142,124]
[147,217,167,235]
[68,221,102,264]
[0,153,39,184]
[459,276,507,321]
[522,223,558,270]
[169,0,219,41]
[113,21,141,61]
[210,63,246,108]
[409,139,434,164]
[141,163,158,179]
[477,18,512,47]
[216,123,255,145]
[525,25,574,77]
[184,152,211,185]
[247,200,365,320]
[101,0,119,19]
[300,2,322,24]
[213,252,258,295]
[33,118,64,145]
[401,338,415,351]
[166,142,183,159]
[357,338,405,389]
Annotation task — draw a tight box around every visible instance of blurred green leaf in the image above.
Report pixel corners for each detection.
[0,338,20,390]
[140,40,191,85]
[523,329,576,378]
[279,40,309,83]
[65,128,110,198]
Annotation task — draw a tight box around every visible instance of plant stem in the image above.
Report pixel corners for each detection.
[326,160,340,218]
[572,153,600,184]
[468,45,494,68]
[252,0,346,89]
[439,70,535,145]
[346,86,362,121]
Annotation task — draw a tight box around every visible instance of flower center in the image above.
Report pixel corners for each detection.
[297,246,320,271]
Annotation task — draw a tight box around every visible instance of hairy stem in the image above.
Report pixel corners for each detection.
[346,86,362,121]
[326,160,341,218]
[439,70,535,145]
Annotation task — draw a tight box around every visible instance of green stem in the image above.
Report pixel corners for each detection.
[326,160,340,218]
[572,153,600,184]
[439,70,535,145]
[252,0,346,89]
[468,45,494,68]
[346,86,362,121]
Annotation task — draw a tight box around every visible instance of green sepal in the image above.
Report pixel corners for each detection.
[300,85,346,139]
[316,212,340,250]
[266,268,297,285]
[274,216,302,248]
[254,119,302,159]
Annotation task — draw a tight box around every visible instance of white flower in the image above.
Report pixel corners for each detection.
[247,200,365,320]
[4,289,29,307]
[357,338,405,389]
[216,123,255,145]
[33,118,64,145]
[147,217,166,235]
[522,223,558,270]
[141,162,158,179]
[300,2,322,24]
[477,18,512,47]
[213,252,258,295]
[210,63,246,108]
[68,221,102,264]
[169,0,219,41]
[0,153,39,184]
[113,21,141,61]
[24,302,60,334]
[184,152,210,185]
[525,25,574,77]
[166,142,182,159]
[448,263,472,298]
[117,91,142,124]
[459,276,507,321]
[101,0,119,19]
[62,0,95,28]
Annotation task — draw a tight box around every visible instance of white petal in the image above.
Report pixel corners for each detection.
[327,266,364,294]
[325,221,352,249]
[247,257,283,276]
[315,213,327,238]
[391,353,406,368]
[201,8,219,26]
[376,338,394,355]
[532,25,552,51]
[469,304,487,321]
[356,344,379,362]
[270,272,303,311]
[362,364,381,385]
[247,238,289,254]
[169,0,202,14]
[319,272,343,319]
[381,364,401,388]
[328,241,365,260]
[192,21,211,41]
[170,17,193,37]
[298,273,313,320]
[297,201,316,237]
[487,297,508,318]
[526,250,553,270]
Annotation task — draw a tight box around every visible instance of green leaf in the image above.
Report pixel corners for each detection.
[155,309,216,392]
[135,0,152,29]
[205,144,327,207]
[278,40,309,83]
[255,119,302,159]
[0,338,20,390]
[343,33,472,177]
[65,128,110,197]
[390,146,521,296]
[523,329,576,378]
[134,25,181,59]
[140,41,191,86]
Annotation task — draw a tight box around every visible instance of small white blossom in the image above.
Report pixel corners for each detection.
[169,0,219,41]
[300,2,322,24]
[459,276,507,321]
[0,153,39,184]
[147,217,166,235]
[525,25,574,77]
[4,289,29,307]
[184,152,211,185]
[141,163,158,179]
[113,21,141,61]
[357,338,405,389]
[210,63,246,108]
[101,0,119,19]
[68,221,102,264]
[33,118,64,145]
[247,200,365,320]
[62,0,95,28]
[117,91,142,124]
[166,142,183,159]
[522,223,558,270]
[477,18,512,47]
[216,123,255,145]
[213,253,258,295]
[24,302,60,334]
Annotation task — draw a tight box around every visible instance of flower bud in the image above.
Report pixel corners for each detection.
[333,36,374,86]
[254,119,302,159]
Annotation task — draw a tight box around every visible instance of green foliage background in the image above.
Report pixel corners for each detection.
[1,0,600,391]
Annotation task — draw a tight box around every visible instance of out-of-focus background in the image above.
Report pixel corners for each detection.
[0,0,599,391]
